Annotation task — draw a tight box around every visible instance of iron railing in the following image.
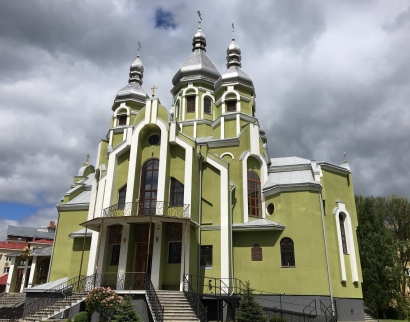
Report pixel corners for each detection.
[103,200,190,218]
[183,275,207,322]
[186,274,246,296]
[145,277,164,322]
[320,299,337,322]
[95,272,146,290]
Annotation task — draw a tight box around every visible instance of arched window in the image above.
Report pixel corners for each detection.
[226,100,236,112]
[170,178,184,206]
[36,259,50,285]
[280,238,295,267]
[186,96,195,113]
[247,170,261,217]
[139,159,159,215]
[118,185,127,210]
[204,97,212,115]
[339,213,348,254]
[175,100,180,119]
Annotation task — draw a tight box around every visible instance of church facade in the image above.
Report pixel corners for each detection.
[48,25,364,321]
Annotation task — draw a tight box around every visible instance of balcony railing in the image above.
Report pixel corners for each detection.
[103,201,189,219]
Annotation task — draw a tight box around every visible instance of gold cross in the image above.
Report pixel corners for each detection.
[151,85,158,98]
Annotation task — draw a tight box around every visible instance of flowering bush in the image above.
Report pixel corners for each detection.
[85,287,123,321]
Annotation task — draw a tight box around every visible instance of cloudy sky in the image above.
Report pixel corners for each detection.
[0,1,409,240]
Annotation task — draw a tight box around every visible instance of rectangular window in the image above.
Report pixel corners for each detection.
[3,267,9,274]
[170,178,184,206]
[0,254,3,260]
[19,259,27,266]
[200,245,213,267]
[6,256,12,262]
[118,115,127,126]
[226,100,236,112]
[110,245,121,265]
[186,96,195,113]
[168,242,182,263]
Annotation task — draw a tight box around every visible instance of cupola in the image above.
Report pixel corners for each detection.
[112,53,149,110]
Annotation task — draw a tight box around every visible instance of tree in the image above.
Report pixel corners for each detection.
[236,281,266,322]
[112,294,142,322]
[85,287,123,322]
[356,195,410,318]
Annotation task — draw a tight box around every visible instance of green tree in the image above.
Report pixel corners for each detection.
[85,287,123,322]
[236,281,266,322]
[356,195,407,318]
[112,294,142,322]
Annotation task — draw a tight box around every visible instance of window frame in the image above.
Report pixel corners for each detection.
[247,170,262,218]
[175,100,180,119]
[3,267,10,274]
[6,256,12,262]
[200,245,213,268]
[168,241,182,264]
[204,97,212,115]
[110,244,121,266]
[118,185,127,210]
[139,159,159,215]
[170,177,184,207]
[280,237,295,267]
[186,96,196,113]
[226,100,236,112]
[118,115,127,126]
[339,214,348,254]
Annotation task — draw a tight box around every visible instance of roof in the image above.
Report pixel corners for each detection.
[0,274,8,285]
[7,226,55,240]
[10,245,53,257]
[31,239,53,245]
[115,82,149,105]
[270,157,311,167]
[215,65,254,91]
[232,218,285,231]
[65,190,91,205]
[68,228,92,239]
[0,241,27,250]
[264,169,317,189]
[24,277,67,293]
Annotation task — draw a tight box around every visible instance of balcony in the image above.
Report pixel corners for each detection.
[102,201,189,219]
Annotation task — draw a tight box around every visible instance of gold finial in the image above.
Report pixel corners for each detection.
[137,41,141,56]
[197,10,202,27]
[344,152,347,164]
[22,243,31,257]
[86,154,90,163]
[150,85,158,98]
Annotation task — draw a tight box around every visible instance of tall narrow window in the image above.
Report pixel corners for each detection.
[186,96,195,113]
[204,97,212,115]
[118,185,127,210]
[280,238,295,267]
[339,214,348,254]
[226,100,236,112]
[139,159,159,215]
[200,245,213,267]
[175,100,180,119]
[118,115,127,125]
[170,178,184,206]
[247,170,261,217]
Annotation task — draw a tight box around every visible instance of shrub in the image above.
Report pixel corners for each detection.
[85,287,123,321]
[74,311,89,322]
[270,316,287,322]
[112,295,142,322]
[66,318,72,322]
[235,281,267,322]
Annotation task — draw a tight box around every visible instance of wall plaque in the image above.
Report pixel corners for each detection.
[252,244,262,261]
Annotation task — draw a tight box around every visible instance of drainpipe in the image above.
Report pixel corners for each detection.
[229,183,236,291]
[319,191,334,315]
[197,151,203,291]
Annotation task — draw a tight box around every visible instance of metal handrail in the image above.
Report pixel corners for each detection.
[145,277,164,322]
[320,300,337,322]
[183,275,207,322]
[187,274,246,296]
[103,200,190,218]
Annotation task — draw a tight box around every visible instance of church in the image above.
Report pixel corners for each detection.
[42,22,364,321]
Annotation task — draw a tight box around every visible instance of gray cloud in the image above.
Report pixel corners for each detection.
[0,1,409,234]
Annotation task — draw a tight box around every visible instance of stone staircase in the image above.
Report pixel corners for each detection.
[364,312,378,322]
[21,292,87,322]
[0,292,26,307]
[155,290,199,322]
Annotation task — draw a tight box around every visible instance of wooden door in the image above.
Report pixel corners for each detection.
[14,269,24,293]
[133,242,153,289]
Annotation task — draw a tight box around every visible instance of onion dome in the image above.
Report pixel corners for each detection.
[171,27,221,94]
[215,37,254,91]
[113,54,149,108]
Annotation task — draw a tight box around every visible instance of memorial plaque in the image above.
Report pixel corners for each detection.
[252,244,262,261]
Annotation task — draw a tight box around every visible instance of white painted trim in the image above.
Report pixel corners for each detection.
[333,202,359,283]
[117,223,130,278]
[202,93,215,119]
[222,88,240,114]
[27,256,37,288]
[180,221,190,291]
[109,130,113,147]
[87,231,100,275]
[236,114,240,136]
[156,119,169,203]
[145,100,152,124]
[207,158,229,290]
[220,152,234,160]
[221,116,225,139]
[193,122,197,138]
[5,257,15,292]
[151,222,162,289]
[96,224,109,274]
[151,99,158,124]
[175,137,193,217]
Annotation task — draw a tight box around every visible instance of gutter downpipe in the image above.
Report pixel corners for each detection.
[197,151,203,293]
[319,190,335,316]
[229,183,236,292]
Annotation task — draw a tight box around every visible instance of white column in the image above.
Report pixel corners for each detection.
[151,222,163,289]
[87,231,100,275]
[6,257,16,293]
[96,225,109,274]
[117,224,130,290]
[179,221,190,291]
[27,256,37,288]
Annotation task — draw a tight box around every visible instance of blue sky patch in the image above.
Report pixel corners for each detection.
[155,8,177,30]
[0,202,40,221]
